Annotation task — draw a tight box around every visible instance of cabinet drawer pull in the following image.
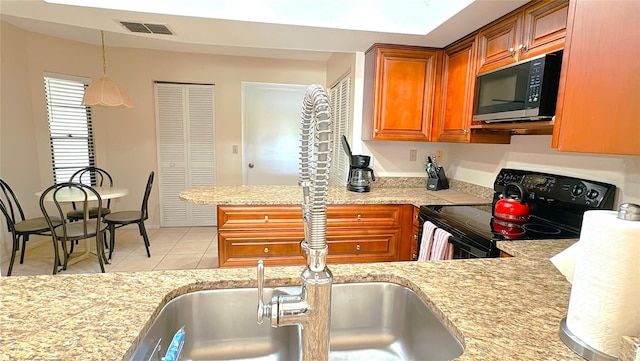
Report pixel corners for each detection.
[356,244,361,251]
[263,247,269,253]
[357,214,362,220]
[264,215,269,222]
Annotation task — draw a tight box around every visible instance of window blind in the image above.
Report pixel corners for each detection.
[329,74,352,187]
[44,76,95,184]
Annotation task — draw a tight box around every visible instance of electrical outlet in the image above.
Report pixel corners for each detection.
[409,149,417,162]
[435,150,443,164]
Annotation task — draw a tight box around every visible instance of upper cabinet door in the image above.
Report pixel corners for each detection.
[520,0,569,60]
[476,13,522,74]
[477,1,568,74]
[434,36,476,142]
[362,44,440,141]
[552,0,640,155]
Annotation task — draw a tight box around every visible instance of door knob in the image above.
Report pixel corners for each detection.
[248,163,254,168]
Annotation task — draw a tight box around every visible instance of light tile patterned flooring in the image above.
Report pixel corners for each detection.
[2,227,218,276]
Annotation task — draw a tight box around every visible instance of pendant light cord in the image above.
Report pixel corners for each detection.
[100,30,107,77]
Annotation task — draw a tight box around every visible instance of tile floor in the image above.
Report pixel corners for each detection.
[2,227,218,276]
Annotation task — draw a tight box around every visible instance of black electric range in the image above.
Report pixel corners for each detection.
[418,169,617,258]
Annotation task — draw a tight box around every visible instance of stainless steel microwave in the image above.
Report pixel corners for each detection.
[473,51,563,123]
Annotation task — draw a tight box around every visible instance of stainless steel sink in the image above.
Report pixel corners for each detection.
[130,282,464,361]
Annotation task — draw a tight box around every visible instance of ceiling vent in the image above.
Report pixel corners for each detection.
[118,21,174,35]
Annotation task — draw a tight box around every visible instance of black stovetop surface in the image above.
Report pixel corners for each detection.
[420,204,581,242]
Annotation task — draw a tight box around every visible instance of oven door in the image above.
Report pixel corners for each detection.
[418,211,498,259]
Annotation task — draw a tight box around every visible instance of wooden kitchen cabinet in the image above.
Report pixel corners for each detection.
[433,35,512,144]
[433,36,476,143]
[217,204,414,267]
[410,206,420,260]
[362,44,440,141]
[552,0,640,155]
[477,0,568,74]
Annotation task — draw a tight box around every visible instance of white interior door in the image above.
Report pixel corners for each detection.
[242,82,307,185]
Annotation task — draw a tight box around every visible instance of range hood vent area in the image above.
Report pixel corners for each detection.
[118,21,174,35]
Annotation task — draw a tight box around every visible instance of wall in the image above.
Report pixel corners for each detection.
[448,135,640,207]
[0,19,326,221]
[0,21,326,261]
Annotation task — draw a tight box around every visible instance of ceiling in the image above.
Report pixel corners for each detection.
[0,0,528,61]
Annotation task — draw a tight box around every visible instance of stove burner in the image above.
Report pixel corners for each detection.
[522,223,562,235]
[465,218,490,232]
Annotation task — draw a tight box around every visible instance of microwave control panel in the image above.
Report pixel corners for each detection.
[527,60,544,105]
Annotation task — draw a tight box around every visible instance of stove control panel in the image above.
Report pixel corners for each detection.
[494,168,616,209]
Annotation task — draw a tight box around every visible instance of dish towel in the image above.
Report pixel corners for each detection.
[418,221,437,261]
[430,228,455,261]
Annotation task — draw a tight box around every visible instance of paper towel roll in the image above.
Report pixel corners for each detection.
[566,210,640,357]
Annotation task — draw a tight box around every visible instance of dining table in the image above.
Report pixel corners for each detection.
[35,185,129,267]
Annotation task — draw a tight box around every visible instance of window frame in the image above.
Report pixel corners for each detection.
[43,73,96,185]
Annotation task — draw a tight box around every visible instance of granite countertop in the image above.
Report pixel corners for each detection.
[2,240,637,360]
[3,184,635,360]
[179,185,491,207]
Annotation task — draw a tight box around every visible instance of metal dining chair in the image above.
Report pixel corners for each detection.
[103,172,154,260]
[0,179,62,276]
[39,182,109,274]
[67,166,113,221]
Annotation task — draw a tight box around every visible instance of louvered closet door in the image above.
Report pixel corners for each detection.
[155,83,216,227]
[329,74,351,187]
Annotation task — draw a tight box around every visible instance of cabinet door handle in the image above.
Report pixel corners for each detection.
[263,247,269,253]
[356,244,361,251]
[264,215,269,222]
[509,47,516,55]
[357,214,362,220]
[414,234,418,240]
[518,44,526,51]
[412,252,417,260]
[463,129,468,135]
[374,128,379,134]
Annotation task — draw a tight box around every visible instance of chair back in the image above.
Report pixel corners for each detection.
[69,167,113,209]
[141,172,155,221]
[0,179,26,229]
[0,197,18,236]
[39,182,103,240]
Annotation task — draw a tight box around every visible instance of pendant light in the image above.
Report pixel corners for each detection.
[82,30,133,108]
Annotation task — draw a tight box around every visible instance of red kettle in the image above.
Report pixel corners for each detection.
[494,182,531,222]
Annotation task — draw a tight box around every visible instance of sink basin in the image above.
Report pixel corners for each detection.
[130,282,463,361]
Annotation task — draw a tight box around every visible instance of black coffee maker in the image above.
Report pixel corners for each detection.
[341,136,375,192]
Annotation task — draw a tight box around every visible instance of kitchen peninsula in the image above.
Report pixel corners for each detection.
[4,240,638,360]
[179,183,492,267]
[2,184,637,360]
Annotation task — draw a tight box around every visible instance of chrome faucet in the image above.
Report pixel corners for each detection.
[257,84,333,361]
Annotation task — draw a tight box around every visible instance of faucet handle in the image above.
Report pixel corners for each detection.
[257,260,265,324]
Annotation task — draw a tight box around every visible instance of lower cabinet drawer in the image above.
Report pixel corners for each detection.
[326,229,399,263]
[218,228,401,267]
[219,231,306,267]
[218,206,303,230]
